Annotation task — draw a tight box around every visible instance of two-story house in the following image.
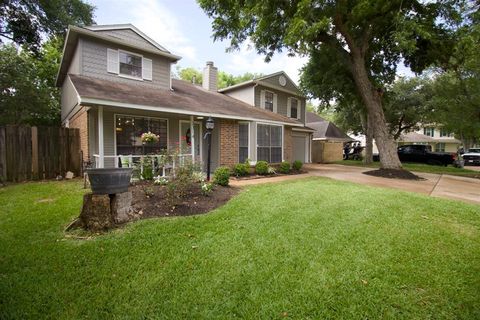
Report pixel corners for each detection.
[57,24,313,171]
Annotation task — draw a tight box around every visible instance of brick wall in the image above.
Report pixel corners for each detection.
[322,141,343,163]
[69,106,89,162]
[284,126,293,162]
[219,119,239,167]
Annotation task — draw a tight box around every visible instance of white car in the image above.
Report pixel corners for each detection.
[462,148,480,166]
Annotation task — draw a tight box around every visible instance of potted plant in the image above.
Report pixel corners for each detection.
[141,131,160,144]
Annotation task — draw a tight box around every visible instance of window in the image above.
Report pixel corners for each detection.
[115,115,167,155]
[440,129,451,137]
[257,124,282,163]
[435,143,446,152]
[423,127,434,137]
[239,123,249,163]
[264,91,274,112]
[290,98,298,119]
[119,51,142,78]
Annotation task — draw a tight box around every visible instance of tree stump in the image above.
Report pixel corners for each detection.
[79,192,133,231]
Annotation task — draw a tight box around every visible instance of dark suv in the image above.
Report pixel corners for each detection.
[397,145,456,166]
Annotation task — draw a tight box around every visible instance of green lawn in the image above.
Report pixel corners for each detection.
[0,178,479,319]
[336,160,480,178]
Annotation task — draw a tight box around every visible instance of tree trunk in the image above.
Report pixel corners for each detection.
[364,113,374,164]
[350,55,402,169]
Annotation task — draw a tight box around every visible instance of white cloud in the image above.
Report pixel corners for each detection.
[223,40,308,85]
[99,0,198,61]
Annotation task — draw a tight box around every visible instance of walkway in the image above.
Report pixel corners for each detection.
[230,164,480,206]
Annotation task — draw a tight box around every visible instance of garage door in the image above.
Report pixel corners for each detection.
[292,135,306,162]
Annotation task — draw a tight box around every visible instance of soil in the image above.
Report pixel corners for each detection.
[363,168,424,180]
[129,182,239,218]
[231,170,307,181]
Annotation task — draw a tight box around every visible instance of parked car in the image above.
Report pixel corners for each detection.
[373,144,457,166]
[462,148,480,166]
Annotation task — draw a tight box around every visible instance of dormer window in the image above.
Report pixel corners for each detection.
[119,51,142,78]
[264,91,274,112]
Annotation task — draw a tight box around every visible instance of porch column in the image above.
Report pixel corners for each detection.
[190,115,195,163]
[98,106,104,168]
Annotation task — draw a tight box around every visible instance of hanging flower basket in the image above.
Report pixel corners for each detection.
[141,132,160,144]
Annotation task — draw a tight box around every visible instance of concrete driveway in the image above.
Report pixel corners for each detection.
[231,164,480,205]
[305,164,480,205]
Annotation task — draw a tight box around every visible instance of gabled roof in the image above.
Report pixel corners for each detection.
[306,112,352,141]
[56,25,181,87]
[218,71,303,96]
[68,75,304,126]
[84,24,169,52]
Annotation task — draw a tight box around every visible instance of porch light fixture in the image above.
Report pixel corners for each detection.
[205,117,214,181]
[197,116,204,120]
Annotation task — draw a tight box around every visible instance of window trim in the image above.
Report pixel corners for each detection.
[113,113,169,157]
[255,122,284,163]
[118,49,144,81]
[264,90,275,112]
[238,121,250,163]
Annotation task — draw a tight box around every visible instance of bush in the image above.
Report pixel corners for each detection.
[233,163,249,177]
[278,161,291,174]
[255,161,269,175]
[292,160,303,171]
[214,166,230,186]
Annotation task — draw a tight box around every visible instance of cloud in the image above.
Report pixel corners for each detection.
[223,40,309,85]
[98,0,198,61]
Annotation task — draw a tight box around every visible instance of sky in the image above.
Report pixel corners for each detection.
[90,0,413,86]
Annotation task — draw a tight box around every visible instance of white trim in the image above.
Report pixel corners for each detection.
[98,106,104,168]
[118,49,144,80]
[255,122,284,163]
[113,113,170,159]
[179,119,203,163]
[80,97,304,127]
[107,48,119,74]
[142,57,152,81]
[238,121,250,163]
[292,127,315,133]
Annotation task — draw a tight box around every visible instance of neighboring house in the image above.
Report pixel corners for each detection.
[414,126,461,152]
[57,24,312,172]
[306,112,352,163]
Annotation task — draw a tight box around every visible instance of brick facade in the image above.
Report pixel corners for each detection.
[219,119,239,167]
[283,126,293,162]
[69,106,89,162]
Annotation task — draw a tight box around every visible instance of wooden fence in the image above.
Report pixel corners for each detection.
[0,125,81,182]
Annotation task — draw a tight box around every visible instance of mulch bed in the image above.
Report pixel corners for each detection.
[363,169,424,180]
[130,182,239,218]
[230,170,307,181]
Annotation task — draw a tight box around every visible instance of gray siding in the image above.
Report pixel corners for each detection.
[81,38,171,89]
[67,42,81,74]
[224,86,254,105]
[61,76,79,121]
[261,74,299,93]
[254,85,306,124]
[94,29,161,52]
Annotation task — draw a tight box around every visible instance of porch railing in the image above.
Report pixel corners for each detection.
[92,154,191,177]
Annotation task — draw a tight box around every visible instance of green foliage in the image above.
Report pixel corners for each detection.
[255,161,269,175]
[0,39,63,126]
[213,166,230,186]
[292,160,303,171]
[166,167,196,205]
[201,181,214,196]
[176,66,263,89]
[177,66,202,84]
[140,157,154,180]
[278,161,291,174]
[0,0,95,53]
[233,163,249,177]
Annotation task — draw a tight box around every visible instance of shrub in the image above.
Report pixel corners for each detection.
[292,160,303,171]
[153,176,169,186]
[201,182,214,196]
[233,163,249,177]
[214,166,231,186]
[278,161,291,174]
[255,161,269,175]
[165,166,196,205]
[267,166,276,175]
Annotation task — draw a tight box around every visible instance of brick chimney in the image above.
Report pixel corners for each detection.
[202,61,218,92]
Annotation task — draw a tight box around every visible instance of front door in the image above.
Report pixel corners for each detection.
[179,121,202,162]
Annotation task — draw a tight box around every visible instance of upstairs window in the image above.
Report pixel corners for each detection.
[440,128,451,137]
[290,98,298,119]
[264,91,274,112]
[119,51,142,78]
[423,127,434,137]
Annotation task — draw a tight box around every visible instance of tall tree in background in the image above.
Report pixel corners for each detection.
[176,66,263,89]
[198,0,466,170]
[0,0,95,53]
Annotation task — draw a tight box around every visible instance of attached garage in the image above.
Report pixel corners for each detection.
[292,133,309,162]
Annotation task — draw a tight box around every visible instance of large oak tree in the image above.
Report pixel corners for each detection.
[198,0,467,169]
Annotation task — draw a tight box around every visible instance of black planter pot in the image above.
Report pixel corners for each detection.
[87,168,133,195]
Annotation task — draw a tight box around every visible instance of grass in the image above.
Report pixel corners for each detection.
[0,178,479,319]
[336,160,480,178]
